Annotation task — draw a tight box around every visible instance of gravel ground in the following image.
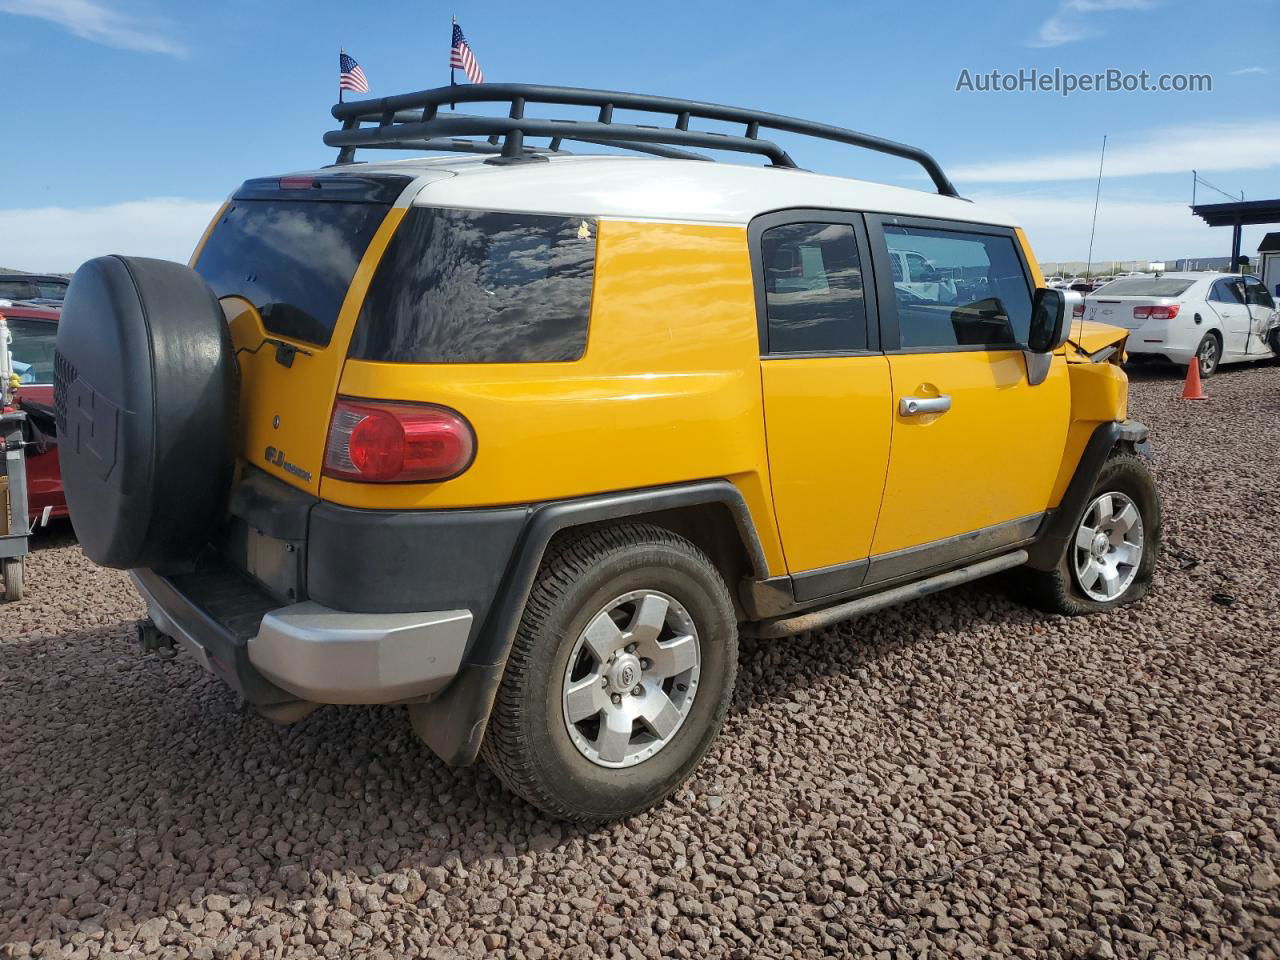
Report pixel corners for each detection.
[2,362,1279,959]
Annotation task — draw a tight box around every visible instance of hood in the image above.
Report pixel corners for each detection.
[1064,319,1128,363]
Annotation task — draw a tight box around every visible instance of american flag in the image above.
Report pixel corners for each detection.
[450,20,484,84]
[339,51,369,94]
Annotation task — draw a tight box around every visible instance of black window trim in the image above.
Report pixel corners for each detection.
[864,213,1036,355]
[747,207,881,358]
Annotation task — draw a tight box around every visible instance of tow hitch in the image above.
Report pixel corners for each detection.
[137,617,177,660]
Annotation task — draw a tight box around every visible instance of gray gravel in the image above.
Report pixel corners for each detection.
[3,362,1279,959]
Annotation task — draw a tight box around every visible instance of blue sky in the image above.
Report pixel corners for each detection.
[1,0,1277,271]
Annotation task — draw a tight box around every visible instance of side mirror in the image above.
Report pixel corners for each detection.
[1028,287,1070,353]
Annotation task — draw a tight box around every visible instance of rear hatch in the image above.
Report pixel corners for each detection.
[192,173,415,496]
[1084,276,1195,330]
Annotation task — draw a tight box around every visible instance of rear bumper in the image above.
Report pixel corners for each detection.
[131,570,472,705]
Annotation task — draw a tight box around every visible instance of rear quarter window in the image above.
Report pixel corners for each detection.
[349,207,596,364]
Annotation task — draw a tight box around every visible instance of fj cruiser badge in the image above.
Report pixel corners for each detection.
[264,445,313,483]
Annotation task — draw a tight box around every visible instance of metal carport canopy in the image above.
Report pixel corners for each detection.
[1191,198,1280,227]
[1190,198,1280,268]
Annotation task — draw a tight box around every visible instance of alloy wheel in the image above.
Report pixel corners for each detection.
[1072,491,1145,602]
[561,590,701,768]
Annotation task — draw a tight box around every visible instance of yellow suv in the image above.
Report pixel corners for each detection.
[54,84,1159,822]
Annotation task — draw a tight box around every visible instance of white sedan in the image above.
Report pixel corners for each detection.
[1084,272,1280,376]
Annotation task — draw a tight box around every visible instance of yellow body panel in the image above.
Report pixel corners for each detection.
[760,356,892,571]
[324,219,788,577]
[196,193,1131,585]
[871,350,1071,556]
[222,206,407,496]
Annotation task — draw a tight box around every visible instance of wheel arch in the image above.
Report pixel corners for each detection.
[1025,420,1150,571]
[409,480,765,766]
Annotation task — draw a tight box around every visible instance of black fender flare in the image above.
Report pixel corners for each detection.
[409,480,767,765]
[1025,420,1151,571]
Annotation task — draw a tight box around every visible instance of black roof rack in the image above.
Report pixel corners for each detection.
[326,83,959,197]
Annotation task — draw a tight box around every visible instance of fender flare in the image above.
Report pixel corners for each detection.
[410,479,767,765]
[1025,420,1150,571]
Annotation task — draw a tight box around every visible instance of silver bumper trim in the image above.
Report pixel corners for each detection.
[249,603,472,704]
[129,573,472,705]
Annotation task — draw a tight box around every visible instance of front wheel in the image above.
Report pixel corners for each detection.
[1018,453,1161,616]
[481,523,738,823]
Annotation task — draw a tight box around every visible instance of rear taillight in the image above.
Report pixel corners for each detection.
[1133,304,1180,320]
[323,398,475,483]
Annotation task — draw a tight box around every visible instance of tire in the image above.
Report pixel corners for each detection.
[54,256,237,571]
[1194,331,1221,378]
[1018,453,1161,616]
[2,558,23,602]
[481,523,738,823]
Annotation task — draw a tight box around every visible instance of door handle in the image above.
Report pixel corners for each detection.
[899,395,952,416]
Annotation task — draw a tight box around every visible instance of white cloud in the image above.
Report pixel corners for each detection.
[0,198,219,273]
[1232,66,1268,76]
[0,0,186,56]
[971,189,1267,263]
[1031,0,1157,47]
[950,119,1280,183]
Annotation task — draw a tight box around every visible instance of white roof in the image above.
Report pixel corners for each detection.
[304,154,1019,229]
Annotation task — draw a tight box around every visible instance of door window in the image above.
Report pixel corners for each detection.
[1209,278,1245,304]
[1244,277,1275,308]
[882,225,1033,349]
[759,222,868,354]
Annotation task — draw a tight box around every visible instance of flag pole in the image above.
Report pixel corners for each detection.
[449,16,457,110]
[338,47,344,104]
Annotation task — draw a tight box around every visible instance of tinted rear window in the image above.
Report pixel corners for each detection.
[1093,278,1194,297]
[350,207,596,364]
[195,199,389,347]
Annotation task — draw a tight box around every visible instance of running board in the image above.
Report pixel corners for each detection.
[742,550,1028,639]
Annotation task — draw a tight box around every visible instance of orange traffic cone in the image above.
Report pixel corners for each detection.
[1181,358,1208,400]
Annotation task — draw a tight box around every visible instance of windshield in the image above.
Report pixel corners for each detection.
[195,199,390,347]
[5,318,58,383]
[1093,278,1194,297]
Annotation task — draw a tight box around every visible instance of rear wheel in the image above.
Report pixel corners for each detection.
[1018,453,1161,616]
[481,523,737,822]
[1195,331,1221,378]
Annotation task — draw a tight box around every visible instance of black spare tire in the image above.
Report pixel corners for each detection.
[54,255,237,570]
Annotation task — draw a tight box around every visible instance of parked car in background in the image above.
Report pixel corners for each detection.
[1084,272,1280,376]
[0,302,65,522]
[0,273,69,304]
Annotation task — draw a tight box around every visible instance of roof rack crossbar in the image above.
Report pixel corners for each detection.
[326,83,958,195]
[349,131,711,162]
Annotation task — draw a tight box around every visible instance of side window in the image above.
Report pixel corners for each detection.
[1244,277,1274,308]
[1210,279,1244,304]
[760,222,867,354]
[350,207,596,364]
[883,225,1033,350]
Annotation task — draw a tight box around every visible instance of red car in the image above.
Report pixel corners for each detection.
[3,303,65,523]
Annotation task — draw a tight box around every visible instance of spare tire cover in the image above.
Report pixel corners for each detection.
[54,255,237,570]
